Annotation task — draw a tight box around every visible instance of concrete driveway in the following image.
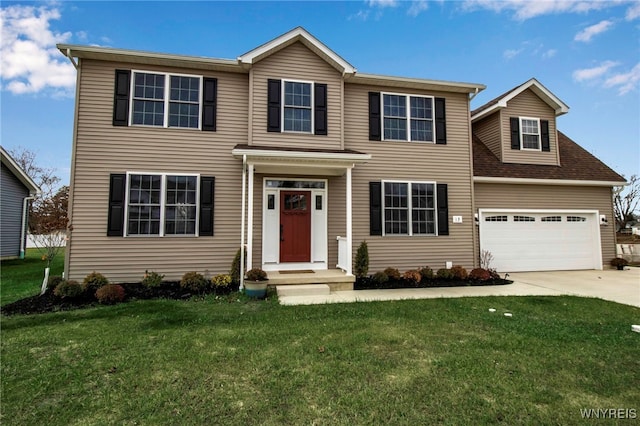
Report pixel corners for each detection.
[506,268,640,308]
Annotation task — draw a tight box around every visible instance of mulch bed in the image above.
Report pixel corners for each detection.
[1,282,237,316]
[354,277,513,290]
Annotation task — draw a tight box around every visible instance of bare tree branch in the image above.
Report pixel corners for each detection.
[613,175,639,230]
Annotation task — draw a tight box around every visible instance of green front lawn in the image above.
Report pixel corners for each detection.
[1,248,65,305]
[2,292,639,425]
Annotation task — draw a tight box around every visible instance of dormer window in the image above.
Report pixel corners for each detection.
[520,117,541,150]
[267,79,327,135]
[283,81,312,132]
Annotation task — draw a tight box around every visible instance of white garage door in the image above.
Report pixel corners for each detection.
[479,210,602,272]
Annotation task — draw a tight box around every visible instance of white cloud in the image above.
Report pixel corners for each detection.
[572,60,619,82]
[462,0,613,21]
[503,48,523,59]
[542,49,558,59]
[604,62,640,95]
[367,0,398,8]
[408,0,429,17]
[626,2,640,20]
[574,19,614,42]
[0,4,75,96]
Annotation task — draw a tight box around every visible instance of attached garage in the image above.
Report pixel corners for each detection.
[478,209,602,272]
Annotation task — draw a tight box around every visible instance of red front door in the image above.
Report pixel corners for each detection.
[280,191,311,263]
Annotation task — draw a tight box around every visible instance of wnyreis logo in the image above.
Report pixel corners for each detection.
[580,408,637,419]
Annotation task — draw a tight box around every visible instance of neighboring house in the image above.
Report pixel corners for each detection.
[1,146,40,259]
[57,27,625,284]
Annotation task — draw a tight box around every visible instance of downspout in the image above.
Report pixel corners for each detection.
[19,196,35,259]
[240,155,247,290]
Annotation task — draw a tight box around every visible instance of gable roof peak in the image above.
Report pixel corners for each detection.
[237,27,356,75]
[471,77,570,122]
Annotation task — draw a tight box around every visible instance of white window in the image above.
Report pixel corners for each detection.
[383,93,434,142]
[520,117,541,150]
[514,215,535,222]
[567,216,587,222]
[383,181,436,235]
[283,80,312,132]
[485,215,508,222]
[126,173,199,236]
[541,216,562,222]
[131,71,202,129]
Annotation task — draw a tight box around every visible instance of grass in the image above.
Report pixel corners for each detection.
[1,248,65,305]
[2,287,639,424]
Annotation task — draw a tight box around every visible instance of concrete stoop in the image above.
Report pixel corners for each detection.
[276,284,331,297]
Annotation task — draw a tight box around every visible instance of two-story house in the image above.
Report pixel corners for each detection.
[58,27,624,286]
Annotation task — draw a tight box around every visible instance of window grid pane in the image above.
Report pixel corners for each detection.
[165,176,197,235]
[283,81,312,132]
[521,119,540,149]
[384,182,409,235]
[411,183,435,235]
[168,76,200,129]
[128,174,162,235]
[284,107,312,132]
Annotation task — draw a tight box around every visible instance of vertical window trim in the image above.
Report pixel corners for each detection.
[381,180,437,236]
[129,70,204,130]
[124,172,201,237]
[281,79,314,134]
[381,92,435,143]
[519,116,542,151]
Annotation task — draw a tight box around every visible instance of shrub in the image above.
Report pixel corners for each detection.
[180,272,209,293]
[229,248,247,285]
[488,269,501,280]
[610,258,629,268]
[83,271,109,293]
[54,280,84,299]
[419,267,434,281]
[142,270,164,288]
[436,268,455,280]
[383,267,401,281]
[47,275,65,293]
[96,284,126,304]
[469,268,491,281]
[354,241,369,278]
[403,269,421,285]
[245,268,268,281]
[211,274,232,289]
[450,265,468,280]
[372,271,389,285]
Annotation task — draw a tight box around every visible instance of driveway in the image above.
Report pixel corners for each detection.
[506,268,640,308]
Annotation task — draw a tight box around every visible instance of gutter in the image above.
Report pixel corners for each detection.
[20,196,35,259]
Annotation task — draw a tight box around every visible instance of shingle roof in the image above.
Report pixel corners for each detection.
[472,132,625,183]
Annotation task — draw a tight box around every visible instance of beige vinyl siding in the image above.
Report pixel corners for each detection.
[474,183,616,267]
[345,83,476,272]
[250,42,343,150]
[473,112,502,160]
[501,89,559,166]
[67,59,248,282]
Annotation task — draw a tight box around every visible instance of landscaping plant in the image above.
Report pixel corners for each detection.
[354,241,369,278]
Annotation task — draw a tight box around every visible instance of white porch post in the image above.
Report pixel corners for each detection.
[240,155,247,290]
[346,165,353,275]
[247,164,255,271]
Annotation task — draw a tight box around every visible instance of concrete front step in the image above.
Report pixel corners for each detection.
[276,284,331,297]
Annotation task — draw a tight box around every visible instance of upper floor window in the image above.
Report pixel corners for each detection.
[383,181,436,236]
[131,71,202,129]
[267,79,327,135]
[283,81,312,132]
[520,117,541,150]
[383,93,434,142]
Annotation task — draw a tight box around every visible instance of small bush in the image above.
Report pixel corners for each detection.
[450,265,468,280]
[180,272,209,293]
[488,269,501,280]
[372,271,389,285]
[230,248,247,285]
[354,241,369,279]
[469,268,491,281]
[54,280,84,299]
[96,284,126,304]
[383,267,401,281]
[436,268,455,280]
[211,273,232,288]
[83,271,109,293]
[245,268,268,281]
[403,269,421,285]
[142,270,164,288]
[419,267,434,281]
[610,257,629,268]
[47,275,65,293]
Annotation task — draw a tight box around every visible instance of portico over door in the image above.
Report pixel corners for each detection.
[280,191,311,262]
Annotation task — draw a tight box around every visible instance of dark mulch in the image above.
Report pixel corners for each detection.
[354,277,513,290]
[1,282,238,316]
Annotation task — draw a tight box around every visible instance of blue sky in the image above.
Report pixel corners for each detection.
[1,0,639,185]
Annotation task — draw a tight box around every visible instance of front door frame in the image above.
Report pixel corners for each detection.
[262,177,328,271]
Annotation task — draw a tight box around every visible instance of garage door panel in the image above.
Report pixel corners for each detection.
[479,211,600,272]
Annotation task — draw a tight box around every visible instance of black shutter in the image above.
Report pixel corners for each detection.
[107,174,126,236]
[113,70,131,126]
[437,184,449,236]
[510,117,520,150]
[540,120,550,152]
[267,79,281,132]
[369,182,382,236]
[314,83,327,135]
[199,176,215,236]
[202,78,217,131]
[368,92,381,141]
[435,97,447,145]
